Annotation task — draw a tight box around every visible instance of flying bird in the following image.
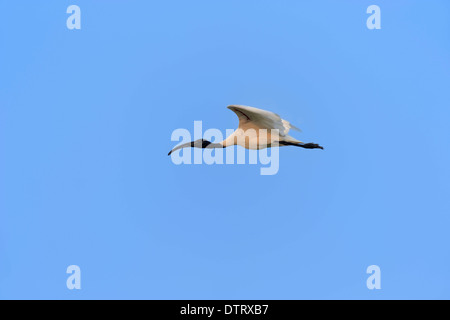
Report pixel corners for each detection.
[168,105,323,155]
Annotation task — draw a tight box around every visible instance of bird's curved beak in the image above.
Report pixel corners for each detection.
[168,141,194,156]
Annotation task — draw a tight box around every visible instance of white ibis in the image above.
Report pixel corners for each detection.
[168,105,323,155]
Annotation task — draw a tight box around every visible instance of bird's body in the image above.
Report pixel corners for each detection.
[222,105,303,150]
[168,105,323,155]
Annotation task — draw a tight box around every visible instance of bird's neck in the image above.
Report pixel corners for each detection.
[206,142,226,149]
[220,131,238,148]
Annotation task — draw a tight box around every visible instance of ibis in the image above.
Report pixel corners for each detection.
[168,105,323,155]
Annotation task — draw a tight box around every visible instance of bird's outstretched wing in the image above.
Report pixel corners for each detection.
[227,105,301,136]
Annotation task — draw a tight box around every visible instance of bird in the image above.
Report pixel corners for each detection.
[168,105,323,156]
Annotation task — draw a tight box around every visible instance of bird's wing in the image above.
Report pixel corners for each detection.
[227,105,301,136]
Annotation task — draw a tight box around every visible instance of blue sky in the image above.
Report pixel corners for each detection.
[1,0,449,299]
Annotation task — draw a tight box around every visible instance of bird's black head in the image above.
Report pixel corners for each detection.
[192,139,212,148]
[168,139,213,156]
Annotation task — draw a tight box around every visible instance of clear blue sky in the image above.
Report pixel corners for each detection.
[1,0,449,299]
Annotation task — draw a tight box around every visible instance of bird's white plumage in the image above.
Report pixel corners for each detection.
[227,105,301,136]
[168,104,323,155]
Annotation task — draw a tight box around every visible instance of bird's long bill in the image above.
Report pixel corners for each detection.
[168,141,194,156]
